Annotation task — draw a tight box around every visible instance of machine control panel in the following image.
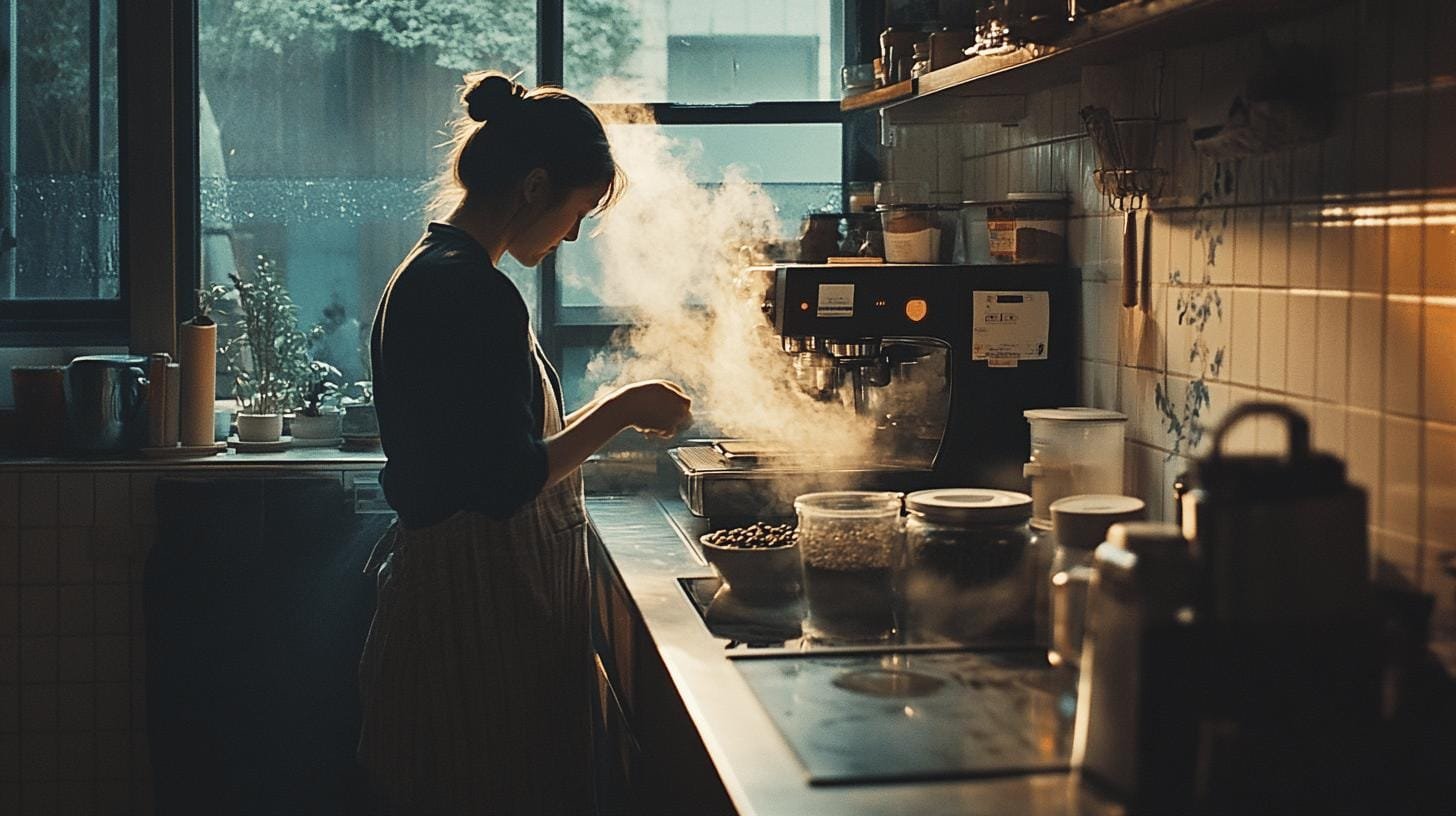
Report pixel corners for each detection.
[972,290,1050,364]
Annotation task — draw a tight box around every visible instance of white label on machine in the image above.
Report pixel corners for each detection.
[816,283,855,317]
[972,290,1050,362]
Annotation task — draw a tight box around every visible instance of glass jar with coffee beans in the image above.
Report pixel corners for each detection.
[793,491,905,644]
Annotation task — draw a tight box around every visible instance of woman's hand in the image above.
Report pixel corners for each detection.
[544,379,691,488]
[608,379,693,438]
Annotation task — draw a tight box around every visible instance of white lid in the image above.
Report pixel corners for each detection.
[905,488,1032,525]
[1050,494,1146,517]
[1023,407,1127,422]
[1052,495,1147,550]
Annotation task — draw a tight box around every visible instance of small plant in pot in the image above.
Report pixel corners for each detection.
[290,361,344,441]
[214,254,315,443]
[340,379,378,441]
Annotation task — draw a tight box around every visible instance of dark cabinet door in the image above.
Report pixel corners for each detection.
[147,475,390,816]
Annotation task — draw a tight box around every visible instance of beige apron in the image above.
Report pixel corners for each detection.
[359,336,591,815]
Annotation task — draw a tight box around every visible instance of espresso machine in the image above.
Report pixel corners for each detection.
[668,262,1078,518]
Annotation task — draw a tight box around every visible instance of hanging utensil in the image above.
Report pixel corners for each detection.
[1081,105,1167,310]
[1122,210,1138,308]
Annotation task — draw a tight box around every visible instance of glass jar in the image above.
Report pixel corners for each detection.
[877,204,958,263]
[902,488,1038,646]
[794,491,904,644]
[797,213,841,264]
[1047,494,1146,667]
[986,192,1070,264]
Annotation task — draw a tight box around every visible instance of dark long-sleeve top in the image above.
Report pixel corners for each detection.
[371,222,556,528]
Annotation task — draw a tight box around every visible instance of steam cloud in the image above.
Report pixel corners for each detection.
[576,104,876,460]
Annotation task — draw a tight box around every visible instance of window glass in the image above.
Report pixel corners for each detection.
[197,0,546,383]
[566,0,843,102]
[558,122,841,309]
[5,0,119,300]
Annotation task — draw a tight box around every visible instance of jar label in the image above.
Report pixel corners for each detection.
[971,290,1050,361]
[988,218,1066,262]
[882,227,939,263]
[987,220,1018,256]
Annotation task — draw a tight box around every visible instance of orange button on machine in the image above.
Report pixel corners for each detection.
[905,298,928,322]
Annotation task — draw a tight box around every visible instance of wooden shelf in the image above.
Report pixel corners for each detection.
[840,79,916,112]
[840,0,1338,115]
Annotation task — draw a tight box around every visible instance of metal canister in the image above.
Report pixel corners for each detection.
[63,355,150,454]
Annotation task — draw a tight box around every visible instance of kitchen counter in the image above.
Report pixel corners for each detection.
[585,493,1125,816]
[0,446,387,471]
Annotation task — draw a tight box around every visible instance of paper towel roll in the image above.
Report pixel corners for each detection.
[178,320,218,447]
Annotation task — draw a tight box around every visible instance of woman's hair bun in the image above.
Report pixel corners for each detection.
[463,73,528,123]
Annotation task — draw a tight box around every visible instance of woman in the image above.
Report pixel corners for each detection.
[359,72,692,815]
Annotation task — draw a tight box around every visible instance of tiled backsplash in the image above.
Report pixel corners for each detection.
[886,0,1454,639]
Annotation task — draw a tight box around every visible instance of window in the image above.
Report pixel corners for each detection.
[190,0,843,397]
[196,0,544,384]
[564,1,842,103]
[552,0,845,405]
[1,0,121,334]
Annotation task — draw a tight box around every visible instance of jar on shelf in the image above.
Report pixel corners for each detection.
[910,40,931,78]
[1046,494,1146,667]
[797,213,842,264]
[901,488,1039,646]
[986,192,1070,264]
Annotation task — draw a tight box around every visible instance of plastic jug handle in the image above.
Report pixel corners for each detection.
[1208,402,1310,463]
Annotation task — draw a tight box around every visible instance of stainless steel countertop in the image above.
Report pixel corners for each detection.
[585,494,1125,816]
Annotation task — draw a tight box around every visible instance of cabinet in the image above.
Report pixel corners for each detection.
[589,529,736,816]
[146,474,390,815]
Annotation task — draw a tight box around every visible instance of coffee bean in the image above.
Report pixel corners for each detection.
[707,523,799,550]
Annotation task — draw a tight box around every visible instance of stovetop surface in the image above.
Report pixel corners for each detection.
[733,647,1077,785]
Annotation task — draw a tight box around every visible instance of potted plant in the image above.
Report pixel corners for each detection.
[340,379,379,441]
[213,254,315,443]
[290,360,344,441]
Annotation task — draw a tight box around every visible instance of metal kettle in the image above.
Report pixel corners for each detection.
[1076,403,1381,815]
[63,355,150,454]
[1181,402,1371,625]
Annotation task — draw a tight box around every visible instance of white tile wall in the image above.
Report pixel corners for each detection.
[894,0,1456,635]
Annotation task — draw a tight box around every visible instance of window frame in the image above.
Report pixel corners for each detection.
[0,0,143,347]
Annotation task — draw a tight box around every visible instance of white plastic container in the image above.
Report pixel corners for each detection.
[1022,408,1128,529]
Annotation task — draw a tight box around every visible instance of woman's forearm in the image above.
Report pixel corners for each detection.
[564,391,606,426]
[543,398,627,487]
